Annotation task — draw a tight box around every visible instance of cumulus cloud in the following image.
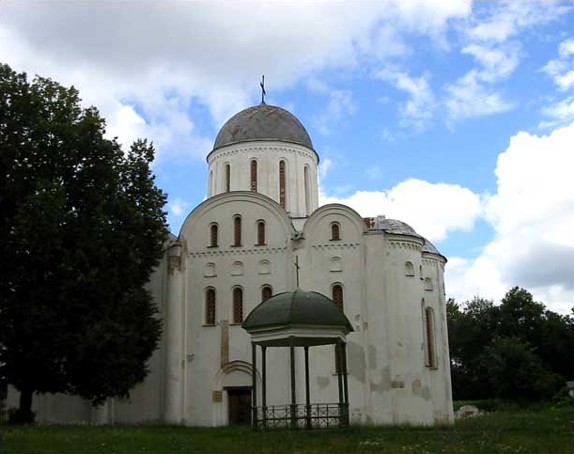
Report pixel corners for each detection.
[444,70,513,119]
[541,38,574,128]
[444,1,569,121]
[320,178,482,242]
[1,0,472,160]
[447,121,574,314]
[376,69,435,129]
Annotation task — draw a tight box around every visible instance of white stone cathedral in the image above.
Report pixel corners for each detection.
[10,102,454,426]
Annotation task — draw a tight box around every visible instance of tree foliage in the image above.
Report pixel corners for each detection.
[448,287,574,401]
[0,64,167,422]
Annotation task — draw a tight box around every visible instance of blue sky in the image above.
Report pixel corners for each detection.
[2,0,573,313]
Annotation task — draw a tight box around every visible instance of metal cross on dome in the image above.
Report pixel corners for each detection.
[260,75,266,104]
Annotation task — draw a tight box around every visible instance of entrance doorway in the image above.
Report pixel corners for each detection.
[227,387,252,425]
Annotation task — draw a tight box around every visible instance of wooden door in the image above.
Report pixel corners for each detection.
[227,388,252,425]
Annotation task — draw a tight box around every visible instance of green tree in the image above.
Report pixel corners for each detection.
[480,336,559,400]
[448,288,574,401]
[0,64,167,423]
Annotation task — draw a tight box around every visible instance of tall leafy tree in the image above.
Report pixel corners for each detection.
[0,64,167,422]
[447,288,574,401]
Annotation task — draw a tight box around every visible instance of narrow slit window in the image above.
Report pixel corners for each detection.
[233,287,243,324]
[279,160,286,208]
[225,164,231,192]
[332,284,343,311]
[256,220,265,245]
[233,216,242,246]
[210,223,218,247]
[250,160,257,192]
[331,223,341,241]
[205,288,216,325]
[425,307,436,368]
[261,285,273,302]
[304,166,310,215]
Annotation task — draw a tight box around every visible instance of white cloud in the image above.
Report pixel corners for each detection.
[1,0,474,159]
[169,199,190,217]
[313,89,356,135]
[376,69,435,129]
[444,1,569,121]
[461,43,520,82]
[543,38,574,91]
[320,178,482,242]
[466,1,570,43]
[448,122,574,314]
[444,70,513,119]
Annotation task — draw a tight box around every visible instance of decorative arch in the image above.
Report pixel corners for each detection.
[258,260,271,275]
[204,262,216,277]
[231,261,244,276]
[405,261,414,277]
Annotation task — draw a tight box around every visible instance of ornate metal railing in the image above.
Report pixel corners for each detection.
[252,403,349,429]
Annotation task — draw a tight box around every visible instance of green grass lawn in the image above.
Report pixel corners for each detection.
[2,407,573,453]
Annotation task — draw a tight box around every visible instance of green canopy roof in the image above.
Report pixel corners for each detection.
[242,289,353,333]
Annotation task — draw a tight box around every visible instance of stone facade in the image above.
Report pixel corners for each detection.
[7,103,454,426]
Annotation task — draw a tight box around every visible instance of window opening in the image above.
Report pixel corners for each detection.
[210,223,218,247]
[331,223,341,241]
[233,216,242,246]
[250,160,257,192]
[256,220,265,245]
[225,164,231,192]
[233,287,243,324]
[205,288,216,325]
[261,285,273,302]
[279,160,286,208]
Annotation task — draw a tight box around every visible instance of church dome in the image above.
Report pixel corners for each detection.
[213,104,314,150]
[242,289,352,333]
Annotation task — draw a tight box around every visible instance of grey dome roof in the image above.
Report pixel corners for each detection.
[242,289,352,332]
[213,104,314,150]
[376,218,421,237]
[421,239,440,255]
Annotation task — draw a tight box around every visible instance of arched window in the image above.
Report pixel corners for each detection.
[419,265,423,280]
[256,220,266,246]
[209,223,218,247]
[261,285,273,302]
[279,160,286,208]
[304,166,310,215]
[205,288,216,325]
[233,287,243,324]
[424,306,437,368]
[331,222,341,241]
[225,164,231,192]
[233,215,242,246]
[331,282,344,373]
[250,160,257,192]
[332,284,343,311]
[405,261,414,276]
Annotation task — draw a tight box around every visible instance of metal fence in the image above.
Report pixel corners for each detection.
[252,403,349,429]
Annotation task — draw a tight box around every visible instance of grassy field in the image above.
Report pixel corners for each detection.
[2,407,573,453]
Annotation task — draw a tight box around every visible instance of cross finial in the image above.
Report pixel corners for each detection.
[295,255,300,287]
[260,75,266,104]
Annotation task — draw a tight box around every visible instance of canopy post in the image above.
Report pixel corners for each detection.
[251,342,258,428]
[290,336,297,429]
[304,346,311,429]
